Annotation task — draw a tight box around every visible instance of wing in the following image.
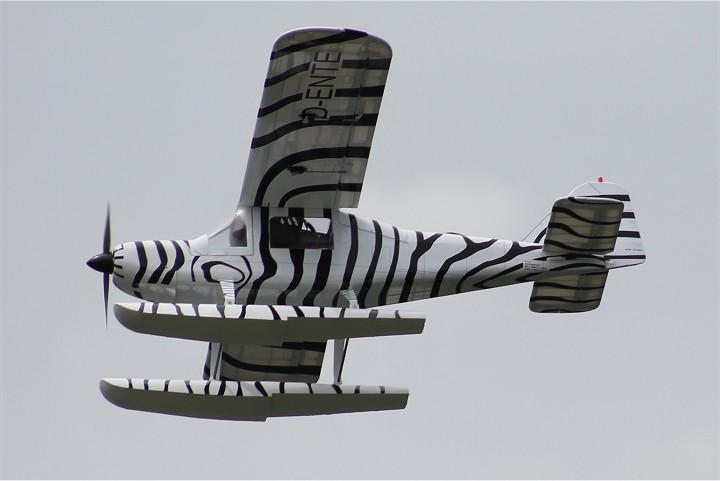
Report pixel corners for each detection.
[238,27,392,209]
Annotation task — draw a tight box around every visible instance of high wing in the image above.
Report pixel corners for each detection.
[238,28,392,209]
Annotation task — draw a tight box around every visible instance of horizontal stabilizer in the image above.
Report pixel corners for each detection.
[114,303,425,344]
[100,378,408,421]
[530,271,609,313]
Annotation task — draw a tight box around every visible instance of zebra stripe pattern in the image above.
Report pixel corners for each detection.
[238,28,392,209]
[102,378,400,397]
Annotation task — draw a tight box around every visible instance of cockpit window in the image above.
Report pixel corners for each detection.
[230,213,248,247]
[269,216,333,249]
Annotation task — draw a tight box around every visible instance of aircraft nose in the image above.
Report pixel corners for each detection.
[87,253,114,274]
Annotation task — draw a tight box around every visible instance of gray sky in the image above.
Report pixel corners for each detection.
[1,2,718,479]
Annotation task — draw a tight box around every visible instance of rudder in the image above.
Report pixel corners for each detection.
[566,181,646,268]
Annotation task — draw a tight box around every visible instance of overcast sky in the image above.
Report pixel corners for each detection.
[1,2,718,479]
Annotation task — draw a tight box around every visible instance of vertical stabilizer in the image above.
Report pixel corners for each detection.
[567,182,646,268]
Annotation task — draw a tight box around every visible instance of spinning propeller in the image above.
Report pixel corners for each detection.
[87,204,113,326]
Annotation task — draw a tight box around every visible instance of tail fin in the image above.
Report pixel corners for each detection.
[524,181,645,267]
[565,181,646,268]
[527,181,645,313]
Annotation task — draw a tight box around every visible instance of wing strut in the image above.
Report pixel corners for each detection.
[208,280,238,380]
[334,289,359,384]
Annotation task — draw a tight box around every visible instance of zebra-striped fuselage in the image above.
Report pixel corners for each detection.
[110,207,600,309]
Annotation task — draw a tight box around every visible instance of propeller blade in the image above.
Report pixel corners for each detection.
[103,203,111,254]
[104,203,111,327]
[104,270,110,328]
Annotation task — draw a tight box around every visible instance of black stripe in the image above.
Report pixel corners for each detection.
[530,295,601,305]
[247,208,277,304]
[270,29,367,59]
[336,338,349,383]
[341,58,391,70]
[399,232,442,303]
[552,206,622,226]
[251,114,378,150]
[185,380,192,393]
[333,214,359,306]
[279,183,362,207]
[161,241,185,285]
[334,85,385,98]
[622,212,636,219]
[303,249,333,305]
[132,241,148,288]
[586,194,631,202]
[357,220,383,308]
[533,227,548,244]
[549,262,605,273]
[254,381,269,397]
[190,256,199,282]
[279,382,285,394]
[568,196,621,206]
[538,308,585,313]
[332,384,342,394]
[218,382,226,396]
[163,380,170,392]
[268,305,281,320]
[278,248,304,305]
[147,241,168,284]
[378,226,400,305]
[222,352,322,377]
[258,92,304,117]
[224,343,326,359]
[354,385,361,394]
[253,146,370,206]
[473,263,527,289]
[275,341,326,353]
[543,239,612,254]
[548,222,619,240]
[617,230,641,238]
[459,242,541,292]
[605,254,646,260]
[533,281,605,292]
[430,237,497,298]
[264,62,310,87]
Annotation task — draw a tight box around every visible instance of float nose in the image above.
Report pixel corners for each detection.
[87,253,114,274]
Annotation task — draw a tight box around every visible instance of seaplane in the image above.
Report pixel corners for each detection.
[87,27,645,421]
